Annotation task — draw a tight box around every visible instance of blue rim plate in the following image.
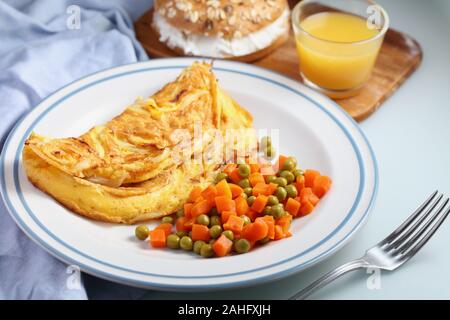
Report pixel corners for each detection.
[0,58,378,290]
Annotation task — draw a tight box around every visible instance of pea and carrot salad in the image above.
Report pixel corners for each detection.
[134,139,332,258]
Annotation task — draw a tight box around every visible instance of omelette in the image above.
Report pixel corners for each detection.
[23,62,256,224]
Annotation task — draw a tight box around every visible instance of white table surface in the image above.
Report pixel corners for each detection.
[141,0,450,300]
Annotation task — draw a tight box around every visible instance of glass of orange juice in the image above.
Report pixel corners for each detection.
[292,0,389,99]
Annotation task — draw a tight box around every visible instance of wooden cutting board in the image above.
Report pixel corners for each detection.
[134,7,422,122]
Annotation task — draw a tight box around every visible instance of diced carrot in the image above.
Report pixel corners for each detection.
[313,175,332,198]
[155,223,172,237]
[235,195,249,216]
[251,195,268,213]
[183,203,194,219]
[176,217,190,232]
[229,168,242,184]
[221,210,237,224]
[274,155,288,172]
[250,163,260,173]
[190,199,212,217]
[277,215,292,233]
[300,187,319,206]
[229,183,244,198]
[285,198,301,217]
[274,225,285,240]
[212,235,233,257]
[267,183,278,195]
[223,164,237,175]
[257,216,275,240]
[183,217,195,231]
[188,186,202,203]
[299,200,315,216]
[248,240,257,249]
[249,172,265,187]
[285,231,292,238]
[245,210,259,222]
[304,169,321,188]
[252,182,269,196]
[223,215,245,233]
[216,179,232,199]
[242,219,269,241]
[215,196,236,213]
[191,224,211,242]
[150,229,166,248]
[201,185,217,201]
[295,175,305,191]
[194,195,205,203]
[252,182,276,196]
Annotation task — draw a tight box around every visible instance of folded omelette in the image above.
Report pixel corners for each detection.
[23,62,256,224]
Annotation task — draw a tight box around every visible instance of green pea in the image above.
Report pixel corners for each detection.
[161,216,174,224]
[285,184,298,198]
[267,195,279,206]
[247,196,256,206]
[200,244,214,258]
[196,214,210,226]
[180,236,193,251]
[193,240,206,254]
[209,225,223,239]
[176,230,188,238]
[234,239,250,254]
[216,172,228,183]
[266,175,277,184]
[238,164,251,178]
[263,206,272,216]
[289,156,298,168]
[176,208,184,218]
[274,177,287,187]
[280,170,295,184]
[259,236,270,244]
[241,215,251,225]
[222,230,234,241]
[293,169,304,178]
[209,207,219,216]
[210,215,221,227]
[166,234,180,249]
[240,192,248,200]
[260,136,272,150]
[271,204,285,219]
[244,187,253,197]
[135,225,149,241]
[239,179,251,189]
[275,187,287,202]
[282,158,296,171]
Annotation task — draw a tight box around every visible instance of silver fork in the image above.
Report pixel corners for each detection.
[290,191,450,300]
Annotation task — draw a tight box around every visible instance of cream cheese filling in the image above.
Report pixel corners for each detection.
[152,8,290,58]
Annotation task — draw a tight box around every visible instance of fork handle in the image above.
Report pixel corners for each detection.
[290,259,368,300]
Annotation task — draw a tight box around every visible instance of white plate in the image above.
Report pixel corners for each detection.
[0,58,378,290]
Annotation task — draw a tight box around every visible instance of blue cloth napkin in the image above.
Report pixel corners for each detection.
[0,0,154,299]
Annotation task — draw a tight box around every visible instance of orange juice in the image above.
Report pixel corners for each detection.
[295,12,383,94]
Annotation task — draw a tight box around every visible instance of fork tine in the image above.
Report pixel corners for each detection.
[386,194,444,250]
[379,190,439,246]
[395,198,449,254]
[399,204,450,263]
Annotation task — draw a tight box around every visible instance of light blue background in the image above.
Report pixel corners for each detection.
[137,0,450,300]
